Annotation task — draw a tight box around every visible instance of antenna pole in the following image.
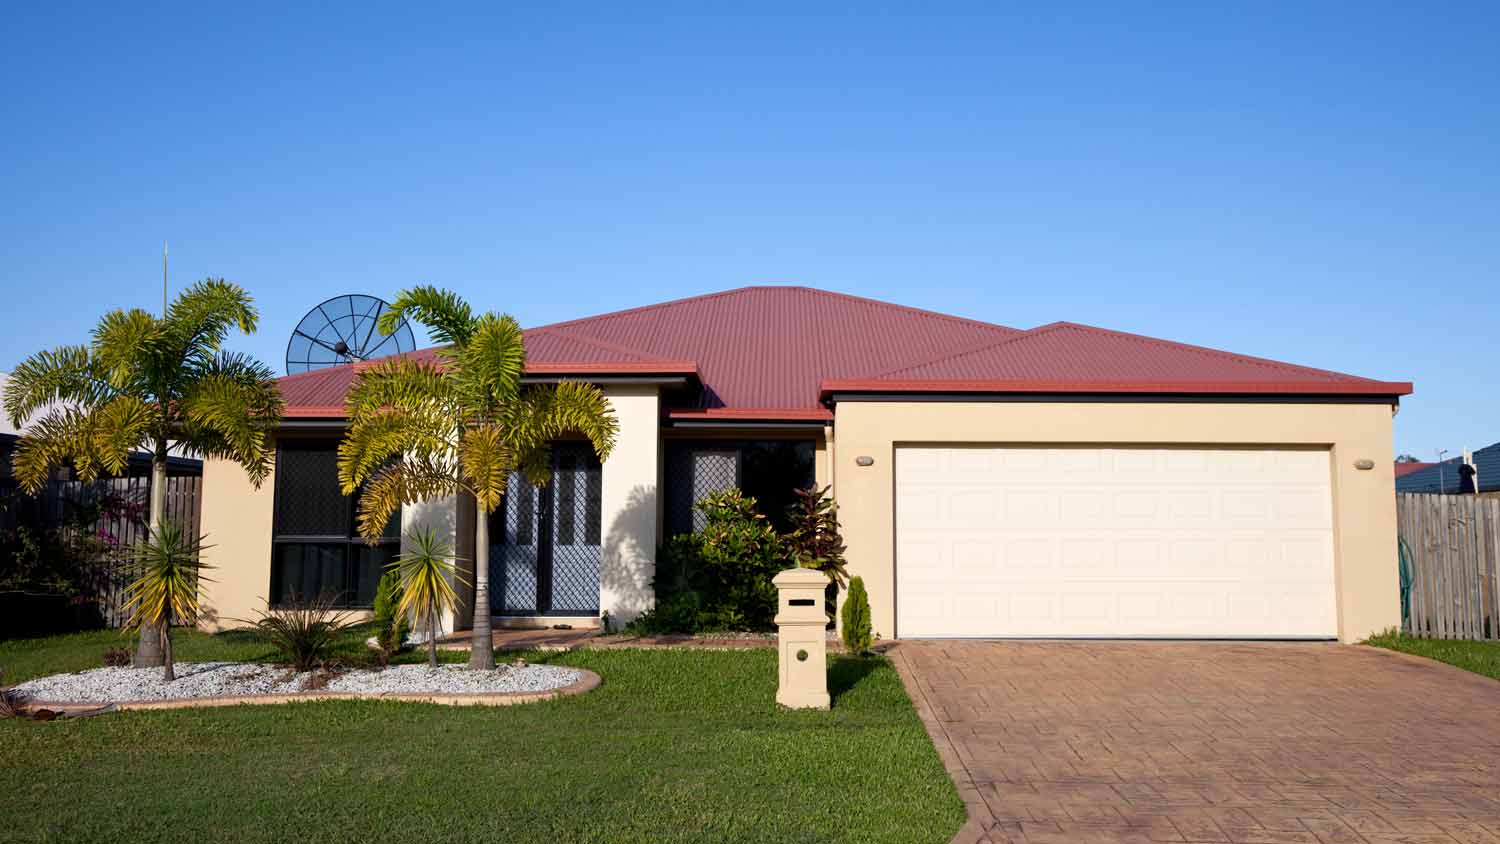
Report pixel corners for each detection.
[162,241,169,315]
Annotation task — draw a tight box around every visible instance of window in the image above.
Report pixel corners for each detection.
[270,439,399,608]
[664,439,816,535]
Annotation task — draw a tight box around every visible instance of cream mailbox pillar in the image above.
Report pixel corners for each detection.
[773,567,830,710]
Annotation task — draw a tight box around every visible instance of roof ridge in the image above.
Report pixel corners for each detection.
[871,322,1072,379]
[1042,321,1380,382]
[531,284,1020,336]
[790,286,1020,335]
[529,285,770,332]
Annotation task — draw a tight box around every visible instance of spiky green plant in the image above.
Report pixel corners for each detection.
[244,595,354,674]
[3,279,284,667]
[391,527,467,667]
[120,520,212,681]
[337,286,617,669]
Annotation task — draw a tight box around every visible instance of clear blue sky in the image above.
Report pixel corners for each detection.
[2,3,1494,459]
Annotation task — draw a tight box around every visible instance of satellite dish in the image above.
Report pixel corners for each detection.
[285,294,416,374]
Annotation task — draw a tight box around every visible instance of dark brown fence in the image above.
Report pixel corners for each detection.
[1397,493,1500,641]
[30,475,201,628]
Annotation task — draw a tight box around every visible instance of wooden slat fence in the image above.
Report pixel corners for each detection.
[35,475,202,627]
[1398,493,1500,640]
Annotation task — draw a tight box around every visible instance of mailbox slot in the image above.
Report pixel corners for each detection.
[788,598,815,606]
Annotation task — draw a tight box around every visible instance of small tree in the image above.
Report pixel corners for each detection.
[841,576,873,655]
[120,520,211,681]
[338,286,617,669]
[4,279,283,667]
[391,527,466,667]
[371,571,409,664]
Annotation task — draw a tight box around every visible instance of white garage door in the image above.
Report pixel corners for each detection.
[896,446,1337,639]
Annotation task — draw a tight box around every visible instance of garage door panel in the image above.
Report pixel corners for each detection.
[896,446,1337,639]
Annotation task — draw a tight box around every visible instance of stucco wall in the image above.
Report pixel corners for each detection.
[197,456,276,631]
[599,385,661,624]
[832,400,1400,644]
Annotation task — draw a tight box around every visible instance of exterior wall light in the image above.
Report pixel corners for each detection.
[1354,459,1375,470]
[855,456,875,467]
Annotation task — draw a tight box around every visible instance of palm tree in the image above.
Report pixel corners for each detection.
[4,279,284,667]
[338,286,617,669]
[121,520,210,681]
[392,527,467,667]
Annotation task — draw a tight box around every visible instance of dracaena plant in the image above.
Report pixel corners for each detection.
[337,286,617,669]
[120,519,212,682]
[391,527,467,667]
[3,279,284,667]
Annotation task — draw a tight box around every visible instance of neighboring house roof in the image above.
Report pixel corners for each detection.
[1393,461,1435,478]
[275,285,1412,420]
[1395,444,1500,494]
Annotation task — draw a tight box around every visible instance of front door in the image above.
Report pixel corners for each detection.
[490,443,602,616]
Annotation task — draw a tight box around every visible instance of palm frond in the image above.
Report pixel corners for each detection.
[460,424,517,511]
[91,308,165,393]
[179,363,284,487]
[3,345,113,427]
[515,442,553,488]
[338,407,458,493]
[507,382,619,462]
[343,357,455,419]
[9,405,120,491]
[165,278,259,357]
[88,395,156,477]
[354,460,460,541]
[540,381,619,461]
[381,285,475,347]
[454,312,526,410]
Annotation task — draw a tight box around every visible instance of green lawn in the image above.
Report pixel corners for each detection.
[0,632,963,844]
[1366,629,1500,681]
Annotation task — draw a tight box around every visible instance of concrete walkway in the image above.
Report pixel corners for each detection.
[892,641,1500,844]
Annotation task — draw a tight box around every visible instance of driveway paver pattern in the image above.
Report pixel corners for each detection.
[892,641,1500,844]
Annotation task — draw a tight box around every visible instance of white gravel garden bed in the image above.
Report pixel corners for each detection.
[12,661,584,704]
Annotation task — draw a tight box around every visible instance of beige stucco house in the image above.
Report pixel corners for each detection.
[198,286,1412,643]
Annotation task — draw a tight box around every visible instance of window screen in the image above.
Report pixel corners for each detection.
[664,440,815,535]
[270,439,400,607]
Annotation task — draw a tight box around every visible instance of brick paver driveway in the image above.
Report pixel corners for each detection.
[892,641,1500,844]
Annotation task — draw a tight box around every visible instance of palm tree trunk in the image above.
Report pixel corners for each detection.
[427,608,438,667]
[160,622,175,682]
[468,505,495,669]
[133,444,168,669]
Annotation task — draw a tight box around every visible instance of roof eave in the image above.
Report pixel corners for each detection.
[819,378,1415,402]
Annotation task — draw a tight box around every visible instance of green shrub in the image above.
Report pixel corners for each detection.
[371,571,409,664]
[625,593,703,635]
[643,489,787,633]
[841,576,873,654]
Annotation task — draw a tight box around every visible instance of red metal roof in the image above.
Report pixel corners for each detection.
[821,321,1412,398]
[279,286,1410,419]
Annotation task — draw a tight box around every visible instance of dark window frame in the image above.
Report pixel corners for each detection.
[269,438,400,609]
